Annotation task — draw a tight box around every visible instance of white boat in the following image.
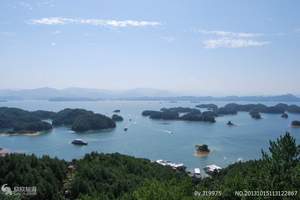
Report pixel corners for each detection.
[71,139,88,145]
[155,160,186,171]
[193,168,201,178]
[204,164,222,174]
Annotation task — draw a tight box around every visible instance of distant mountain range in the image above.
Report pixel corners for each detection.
[0,87,299,102]
[0,87,176,100]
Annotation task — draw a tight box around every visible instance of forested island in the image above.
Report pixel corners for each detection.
[142,103,300,123]
[0,107,55,134]
[249,110,262,119]
[52,108,115,132]
[142,107,216,123]
[292,120,300,127]
[195,144,210,153]
[196,103,300,115]
[0,107,115,134]
[111,114,124,121]
[0,132,299,199]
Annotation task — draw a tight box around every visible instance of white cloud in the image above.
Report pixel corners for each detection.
[30,17,71,25]
[199,29,269,49]
[51,42,56,46]
[203,38,269,49]
[29,17,161,28]
[199,30,263,38]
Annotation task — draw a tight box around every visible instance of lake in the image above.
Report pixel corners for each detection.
[1,100,300,171]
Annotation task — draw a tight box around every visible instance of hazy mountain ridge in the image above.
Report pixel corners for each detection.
[0,87,176,100]
[0,87,299,102]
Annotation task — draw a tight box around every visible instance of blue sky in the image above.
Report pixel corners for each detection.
[0,0,300,95]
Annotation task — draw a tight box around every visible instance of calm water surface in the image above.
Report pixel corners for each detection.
[1,100,300,170]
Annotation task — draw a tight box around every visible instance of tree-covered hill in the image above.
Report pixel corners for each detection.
[70,152,191,200]
[0,107,54,133]
[0,107,116,133]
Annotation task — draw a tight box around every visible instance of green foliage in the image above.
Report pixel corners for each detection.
[13,121,52,132]
[0,193,22,200]
[0,154,67,200]
[52,108,94,126]
[262,133,300,190]
[131,179,193,200]
[70,152,189,199]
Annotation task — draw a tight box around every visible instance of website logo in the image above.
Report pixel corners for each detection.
[1,184,36,196]
[1,184,13,195]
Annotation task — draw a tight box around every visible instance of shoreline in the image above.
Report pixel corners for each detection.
[0,131,43,136]
[194,150,211,157]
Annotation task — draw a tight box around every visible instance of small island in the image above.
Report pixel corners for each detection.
[112,114,124,121]
[53,108,116,132]
[227,121,234,126]
[113,109,121,113]
[249,110,262,119]
[291,120,300,127]
[195,144,210,157]
[195,144,210,152]
[281,113,288,119]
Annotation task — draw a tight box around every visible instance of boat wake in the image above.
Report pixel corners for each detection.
[157,129,174,134]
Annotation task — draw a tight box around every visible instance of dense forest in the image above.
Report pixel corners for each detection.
[0,154,67,200]
[0,132,299,199]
